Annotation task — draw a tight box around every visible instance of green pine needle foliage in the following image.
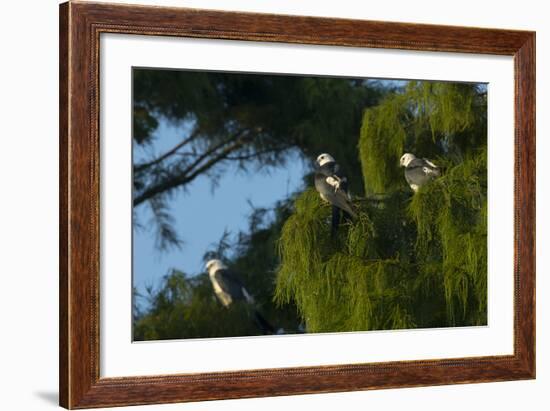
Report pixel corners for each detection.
[275,189,418,333]
[359,81,484,194]
[408,150,487,325]
[276,81,487,333]
[134,270,262,340]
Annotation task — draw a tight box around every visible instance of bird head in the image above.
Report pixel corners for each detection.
[205,259,227,275]
[316,153,335,167]
[400,153,416,167]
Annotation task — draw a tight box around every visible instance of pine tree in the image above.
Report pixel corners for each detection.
[134,201,303,340]
[275,81,488,333]
[132,70,385,249]
[134,270,262,340]
[132,71,388,340]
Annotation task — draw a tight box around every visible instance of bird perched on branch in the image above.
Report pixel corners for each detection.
[314,153,357,237]
[205,259,275,334]
[400,153,441,192]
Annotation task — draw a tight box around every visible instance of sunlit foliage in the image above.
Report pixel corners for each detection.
[276,82,487,332]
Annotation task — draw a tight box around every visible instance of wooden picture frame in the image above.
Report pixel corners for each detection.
[59,1,535,408]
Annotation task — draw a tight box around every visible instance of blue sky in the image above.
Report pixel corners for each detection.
[133,120,308,304]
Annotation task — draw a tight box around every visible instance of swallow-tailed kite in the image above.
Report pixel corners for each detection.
[205,259,274,334]
[314,153,357,237]
[400,153,441,192]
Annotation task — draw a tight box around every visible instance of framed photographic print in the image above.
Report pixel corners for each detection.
[59,1,535,408]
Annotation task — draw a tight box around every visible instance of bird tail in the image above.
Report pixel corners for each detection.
[253,310,275,335]
[331,203,357,238]
[344,207,357,221]
[331,205,341,238]
[341,202,357,221]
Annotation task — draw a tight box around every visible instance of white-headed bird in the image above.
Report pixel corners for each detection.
[314,153,356,237]
[205,259,274,334]
[400,153,441,192]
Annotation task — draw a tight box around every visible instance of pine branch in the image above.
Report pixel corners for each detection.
[133,129,252,206]
[134,128,201,173]
[177,128,248,179]
[224,145,292,161]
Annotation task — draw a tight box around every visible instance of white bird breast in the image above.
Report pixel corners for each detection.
[326,176,340,188]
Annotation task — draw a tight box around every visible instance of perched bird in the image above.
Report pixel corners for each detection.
[205,259,274,334]
[399,153,441,192]
[314,153,357,237]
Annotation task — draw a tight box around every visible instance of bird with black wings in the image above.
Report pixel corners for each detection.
[314,153,357,237]
[205,259,275,334]
[400,153,441,192]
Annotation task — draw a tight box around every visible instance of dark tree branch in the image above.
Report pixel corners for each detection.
[177,128,248,179]
[224,145,292,161]
[133,129,254,206]
[134,128,201,173]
